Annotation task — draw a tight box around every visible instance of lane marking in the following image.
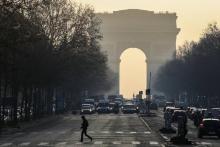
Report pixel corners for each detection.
[101,131,109,134]
[130,131,137,134]
[38,142,49,146]
[160,134,169,140]
[0,143,12,147]
[88,131,95,134]
[75,142,83,145]
[144,131,151,134]
[115,131,124,134]
[15,132,24,135]
[139,117,153,132]
[56,142,67,145]
[59,131,66,134]
[113,141,121,144]
[200,142,212,145]
[19,142,31,146]
[74,131,81,134]
[150,141,159,145]
[94,141,103,144]
[45,131,52,134]
[132,141,140,144]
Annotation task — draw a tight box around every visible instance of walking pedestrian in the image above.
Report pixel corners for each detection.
[80,116,92,142]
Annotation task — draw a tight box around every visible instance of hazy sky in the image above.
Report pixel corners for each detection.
[120,48,146,98]
[76,0,220,98]
[77,0,220,46]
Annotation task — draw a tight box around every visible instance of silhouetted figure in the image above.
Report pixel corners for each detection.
[80,116,92,142]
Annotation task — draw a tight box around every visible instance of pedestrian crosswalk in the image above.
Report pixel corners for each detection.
[0,141,162,146]
[0,140,217,146]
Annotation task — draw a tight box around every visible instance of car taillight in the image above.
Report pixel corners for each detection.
[199,123,204,128]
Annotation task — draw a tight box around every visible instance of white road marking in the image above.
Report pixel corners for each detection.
[45,131,52,134]
[59,131,66,134]
[113,141,121,144]
[132,141,140,144]
[160,134,169,140]
[0,143,12,147]
[149,141,159,145]
[144,131,151,134]
[15,132,24,135]
[74,131,81,134]
[115,131,123,134]
[130,131,137,134]
[101,131,109,134]
[19,142,31,146]
[88,131,95,133]
[38,142,49,146]
[139,117,153,132]
[56,142,67,145]
[75,142,83,144]
[200,142,212,145]
[94,141,103,144]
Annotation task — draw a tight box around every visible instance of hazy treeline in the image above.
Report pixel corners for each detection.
[0,0,112,124]
[155,23,220,107]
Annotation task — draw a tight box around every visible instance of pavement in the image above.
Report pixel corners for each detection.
[1,110,220,147]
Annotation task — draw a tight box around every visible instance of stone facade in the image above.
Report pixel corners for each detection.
[97,9,180,95]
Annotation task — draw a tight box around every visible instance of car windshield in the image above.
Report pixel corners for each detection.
[204,120,220,127]
[98,103,109,107]
[124,105,135,108]
[82,106,91,109]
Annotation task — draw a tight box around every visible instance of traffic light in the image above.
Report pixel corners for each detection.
[146,89,151,95]
[139,91,143,95]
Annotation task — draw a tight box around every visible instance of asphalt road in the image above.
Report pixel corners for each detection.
[0,113,164,147]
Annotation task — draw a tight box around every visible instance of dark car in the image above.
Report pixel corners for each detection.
[150,102,158,110]
[80,104,93,114]
[172,110,187,123]
[122,103,138,114]
[109,102,119,114]
[163,102,175,112]
[96,102,110,113]
[198,118,220,138]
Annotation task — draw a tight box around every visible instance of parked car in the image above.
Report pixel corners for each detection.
[122,103,138,114]
[198,118,220,138]
[80,104,93,114]
[96,102,110,113]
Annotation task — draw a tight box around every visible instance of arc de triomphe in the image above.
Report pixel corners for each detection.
[97,9,180,95]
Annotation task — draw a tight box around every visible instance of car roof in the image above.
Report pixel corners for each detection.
[174,109,185,112]
[203,118,220,121]
[82,103,90,105]
[211,108,220,110]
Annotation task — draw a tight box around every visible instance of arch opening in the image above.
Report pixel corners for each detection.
[119,48,147,99]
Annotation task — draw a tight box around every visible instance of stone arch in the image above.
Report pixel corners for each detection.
[97,9,180,95]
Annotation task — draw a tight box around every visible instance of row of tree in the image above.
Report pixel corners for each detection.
[0,0,113,124]
[154,23,220,107]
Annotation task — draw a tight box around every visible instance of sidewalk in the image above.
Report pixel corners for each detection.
[0,114,62,135]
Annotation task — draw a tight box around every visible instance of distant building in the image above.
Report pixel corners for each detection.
[97,9,180,95]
